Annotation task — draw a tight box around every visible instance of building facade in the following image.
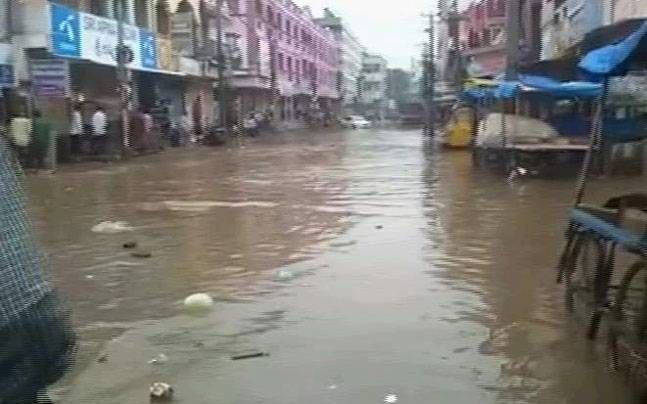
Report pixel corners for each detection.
[361,52,387,120]
[315,8,364,115]
[5,0,235,137]
[228,0,340,125]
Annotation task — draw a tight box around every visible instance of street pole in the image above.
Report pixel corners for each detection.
[504,0,521,80]
[215,0,228,133]
[423,11,436,137]
[116,0,131,153]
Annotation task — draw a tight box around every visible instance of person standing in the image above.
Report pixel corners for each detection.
[244,113,258,137]
[30,110,52,169]
[91,105,107,155]
[70,105,83,155]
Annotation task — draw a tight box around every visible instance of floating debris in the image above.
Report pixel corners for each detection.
[91,221,134,234]
[148,353,169,365]
[97,353,108,363]
[384,394,398,403]
[231,352,269,361]
[183,293,214,309]
[131,250,152,259]
[122,241,138,249]
[275,269,294,281]
[150,382,174,401]
[375,225,384,229]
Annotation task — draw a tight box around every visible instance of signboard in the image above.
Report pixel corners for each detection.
[139,29,158,69]
[49,3,164,72]
[50,3,81,58]
[178,57,202,76]
[0,44,14,89]
[0,65,14,89]
[79,12,142,69]
[171,12,195,57]
[30,59,70,98]
[157,37,178,72]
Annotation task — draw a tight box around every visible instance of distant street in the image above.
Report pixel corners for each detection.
[27,128,633,403]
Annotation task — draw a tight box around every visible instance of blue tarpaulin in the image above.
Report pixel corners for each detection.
[579,20,647,78]
[461,75,601,102]
[519,75,602,98]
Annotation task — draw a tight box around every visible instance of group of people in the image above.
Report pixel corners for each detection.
[69,104,108,156]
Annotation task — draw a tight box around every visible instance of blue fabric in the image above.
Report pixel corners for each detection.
[579,21,647,79]
[570,208,647,252]
[494,81,521,99]
[519,74,602,98]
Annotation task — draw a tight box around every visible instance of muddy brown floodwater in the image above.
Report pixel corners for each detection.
[24,128,642,403]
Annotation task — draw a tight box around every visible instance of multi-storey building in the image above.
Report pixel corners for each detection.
[361,52,388,120]
[5,0,238,133]
[228,0,340,124]
[315,8,364,115]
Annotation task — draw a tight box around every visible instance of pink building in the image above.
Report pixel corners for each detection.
[229,0,340,124]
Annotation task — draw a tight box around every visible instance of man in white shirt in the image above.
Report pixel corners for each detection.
[70,105,83,154]
[91,106,107,155]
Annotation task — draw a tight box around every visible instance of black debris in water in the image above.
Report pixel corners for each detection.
[123,241,138,249]
[131,250,152,258]
[231,352,270,361]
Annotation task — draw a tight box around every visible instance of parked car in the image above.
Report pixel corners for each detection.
[340,115,372,129]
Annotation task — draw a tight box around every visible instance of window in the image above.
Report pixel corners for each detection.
[89,0,108,17]
[286,19,291,34]
[278,53,284,71]
[255,0,262,15]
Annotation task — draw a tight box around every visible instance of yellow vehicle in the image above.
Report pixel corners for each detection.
[443,105,476,148]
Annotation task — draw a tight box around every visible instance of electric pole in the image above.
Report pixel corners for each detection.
[423,11,436,136]
[504,0,521,80]
[116,0,131,152]
[215,0,228,133]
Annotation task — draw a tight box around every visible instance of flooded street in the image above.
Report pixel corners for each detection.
[26,128,635,403]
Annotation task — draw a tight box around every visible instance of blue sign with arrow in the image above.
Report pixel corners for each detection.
[50,3,81,58]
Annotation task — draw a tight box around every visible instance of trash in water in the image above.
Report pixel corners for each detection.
[384,394,398,403]
[123,241,138,249]
[97,353,108,363]
[150,382,174,401]
[131,250,152,258]
[85,274,95,279]
[231,352,269,361]
[91,221,134,234]
[375,225,384,229]
[327,384,338,390]
[148,353,169,365]
[183,293,214,309]
[275,269,294,281]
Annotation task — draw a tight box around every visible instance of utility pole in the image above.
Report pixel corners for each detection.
[423,11,436,136]
[215,0,228,133]
[504,0,521,80]
[116,0,131,152]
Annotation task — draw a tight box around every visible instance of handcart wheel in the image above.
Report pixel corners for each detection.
[564,233,605,314]
[607,260,647,373]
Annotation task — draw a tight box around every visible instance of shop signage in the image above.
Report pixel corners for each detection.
[171,12,195,57]
[49,3,161,71]
[157,37,178,72]
[179,57,202,77]
[50,3,81,58]
[29,59,70,98]
[0,65,14,89]
[0,44,14,89]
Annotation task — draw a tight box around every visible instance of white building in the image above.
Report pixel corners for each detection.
[361,52,388,120]
[315,8,365,114]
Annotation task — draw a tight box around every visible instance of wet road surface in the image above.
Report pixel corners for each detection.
[25,128,639,403]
